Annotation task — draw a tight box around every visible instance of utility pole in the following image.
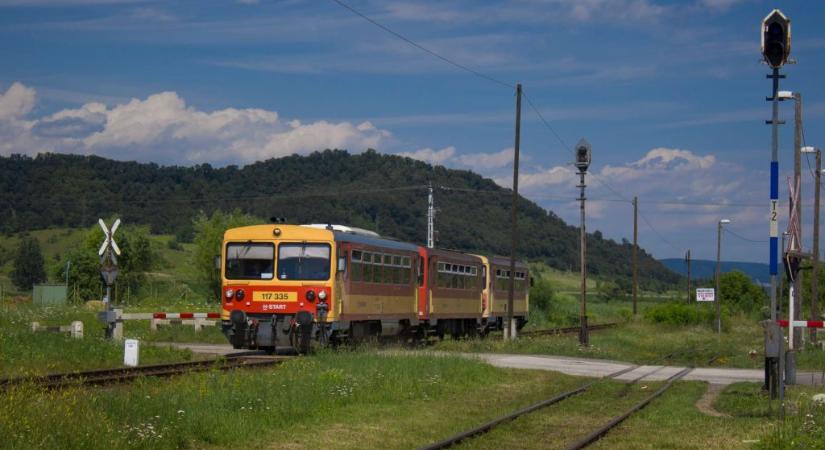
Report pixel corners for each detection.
[427,183,435,249]
[812,148,821,344]
[632,196,638,315]
[685,250,692,303]
[716,219,730,334]
[505,83,522,341]
[575,139,592,346]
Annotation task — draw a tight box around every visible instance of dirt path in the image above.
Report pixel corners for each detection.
[695,383,729,417]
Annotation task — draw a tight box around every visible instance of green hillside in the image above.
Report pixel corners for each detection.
[0,150,679,288]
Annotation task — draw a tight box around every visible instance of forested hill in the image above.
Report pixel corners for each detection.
[0,150,679,288]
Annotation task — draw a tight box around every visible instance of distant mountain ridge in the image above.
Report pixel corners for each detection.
[0,150,680,288]
[659,258,770,284]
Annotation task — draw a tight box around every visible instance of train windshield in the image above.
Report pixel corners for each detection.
[278,243,331,281]
[225,243,274,280]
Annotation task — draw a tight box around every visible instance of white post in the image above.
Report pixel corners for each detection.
[113,309,123,341]
[124,339,139,367]
[70,321,84,339]
[789,285,795,350]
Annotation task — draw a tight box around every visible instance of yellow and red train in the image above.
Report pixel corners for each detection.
[219,224,529,352]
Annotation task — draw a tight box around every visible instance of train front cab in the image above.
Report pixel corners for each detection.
[220,225,336,353]
[483,256,529,331]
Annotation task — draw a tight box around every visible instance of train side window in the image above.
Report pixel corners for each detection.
[362,253,373,282]
[373,256,383,283]
[418,258,425,286]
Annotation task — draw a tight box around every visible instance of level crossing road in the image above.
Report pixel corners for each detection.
[156,342,825,385]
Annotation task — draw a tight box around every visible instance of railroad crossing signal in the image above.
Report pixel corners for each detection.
[761,9,791,69]
[98,218,121,259]
[98,218,121,287]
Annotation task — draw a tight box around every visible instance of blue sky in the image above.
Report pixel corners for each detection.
[1,0,824,265]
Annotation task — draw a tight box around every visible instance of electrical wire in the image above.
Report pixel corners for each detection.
[637,210,682,254]
[724,227,768,243]
[521,91,571,154]
[328,0,515,90]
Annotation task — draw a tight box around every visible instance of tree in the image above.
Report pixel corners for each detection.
[720,270,767,313]
[11,236,46,290]
[192,209,260,301]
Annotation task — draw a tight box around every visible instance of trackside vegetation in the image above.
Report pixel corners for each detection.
[0,303,197,376]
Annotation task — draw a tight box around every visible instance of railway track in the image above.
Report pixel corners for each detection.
[0,354,288,390]
[518,322,618,338]
[420,348,709,450]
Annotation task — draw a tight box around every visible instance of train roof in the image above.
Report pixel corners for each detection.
[487,255,529,269]
[425,247,483,263]
[332,230,420,252]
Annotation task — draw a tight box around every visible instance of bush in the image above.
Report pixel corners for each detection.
[644,302,730,330]
[529,278,554,312]
[720,270,767,314]
[167,237,183,251]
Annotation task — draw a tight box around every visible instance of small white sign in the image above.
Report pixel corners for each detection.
[696,288,715,302]
[124,339,139,367]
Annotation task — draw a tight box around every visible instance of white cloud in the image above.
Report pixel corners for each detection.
[0,82,392,165]
[456,148,515,171]
[397,146,456,165]
[0,82,36,121]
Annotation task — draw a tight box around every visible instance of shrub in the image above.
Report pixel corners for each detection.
[529,278,554,312]
[644,302,730,330]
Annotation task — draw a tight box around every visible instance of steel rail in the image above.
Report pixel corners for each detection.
[0,354,287,390]
[418,347,706,450]
[562,366,693,450]
[518,322,618,338]
[418,364,640,450]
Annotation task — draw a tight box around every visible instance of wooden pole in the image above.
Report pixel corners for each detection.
[506,83,522,340]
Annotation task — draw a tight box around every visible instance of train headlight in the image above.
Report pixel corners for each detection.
[224,288,234,300]
[305,290,316,302]
[236,289,245,301]
[318,290,327,301]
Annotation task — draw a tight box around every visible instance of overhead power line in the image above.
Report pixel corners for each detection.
[637,210,682,253]
[724,227,769,243]
[328,0,515,90]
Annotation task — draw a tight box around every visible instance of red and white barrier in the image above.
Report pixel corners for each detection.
[777,320,825,328]
[120,312,220,320]
[118,312,221,332]
[152,312,220,320]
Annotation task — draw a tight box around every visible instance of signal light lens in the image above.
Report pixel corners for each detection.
[318,290,327,301]
[236,289,245,301]
[306,290,316,302]
[225,289,234,300]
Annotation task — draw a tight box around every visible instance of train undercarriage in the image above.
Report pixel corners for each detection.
[222,312,527,353]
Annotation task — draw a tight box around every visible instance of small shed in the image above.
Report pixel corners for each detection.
[33,284,68,305]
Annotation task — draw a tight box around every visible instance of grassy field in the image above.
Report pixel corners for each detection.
[0,303,201,376]
[435,318,825,372]
[1,348,819,449]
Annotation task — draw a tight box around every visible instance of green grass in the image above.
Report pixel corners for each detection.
[0,349,798,450]
[0,303,198,377]
[0,351,583,449]
[716,383,825,449]
[434,317,825,371]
